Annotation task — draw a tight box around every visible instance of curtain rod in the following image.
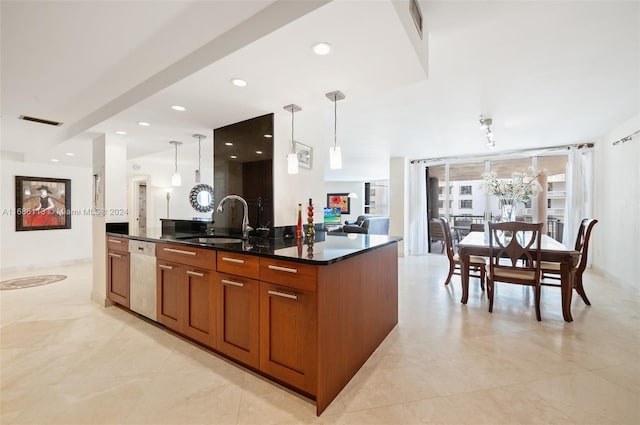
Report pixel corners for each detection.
[612,129,639,146]
[409,142,594,165]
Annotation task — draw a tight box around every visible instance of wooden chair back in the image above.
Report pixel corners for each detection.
[470,223,485,232]
[488,221,543,285]
[438,218,455,263]
[574,219,598,274]
[488,221,544,320]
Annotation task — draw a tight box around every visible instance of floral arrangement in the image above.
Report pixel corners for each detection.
[481,169,544,207]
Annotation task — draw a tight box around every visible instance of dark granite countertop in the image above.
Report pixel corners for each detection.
[107,227,401,265]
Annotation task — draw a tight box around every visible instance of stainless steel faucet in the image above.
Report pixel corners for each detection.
[216,195,252,240]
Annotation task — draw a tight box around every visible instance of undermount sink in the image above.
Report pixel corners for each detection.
[182,237,243,244]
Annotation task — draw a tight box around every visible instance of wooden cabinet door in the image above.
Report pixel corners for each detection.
[259,282,316,394]
[107,250,130,307]
[157,261,183,331]
[182,268,216,348]
[216,273,260,368]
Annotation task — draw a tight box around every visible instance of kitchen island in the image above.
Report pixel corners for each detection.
[106,229,400,415]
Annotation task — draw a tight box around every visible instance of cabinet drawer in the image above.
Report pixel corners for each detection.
[259,258,316,291]
[217,252,259,279]
[156,243,216,269]
[107,236,129,253]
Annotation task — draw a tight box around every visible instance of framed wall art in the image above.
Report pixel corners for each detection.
[15,176,71,231]
[295,142,313,169]
[327,193,350,215]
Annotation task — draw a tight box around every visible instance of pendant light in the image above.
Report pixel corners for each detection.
[192,134,206,183]
[326,90,345,170]
[479,115,495,149]
[283,104,302,174]
[169,140,182,187]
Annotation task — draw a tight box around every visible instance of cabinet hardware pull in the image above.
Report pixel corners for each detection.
[222,257,244,264]
[158,264,173,270]
[163,247,197,256]
[186,270,205,277]
[268,290,298,300]
[108,253,122,258]
[108,239,122,243]
[268,265,298,274]
[222,279,244,287]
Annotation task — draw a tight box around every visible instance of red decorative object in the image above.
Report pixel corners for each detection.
[306,198,315,243]
[296,203,303,241]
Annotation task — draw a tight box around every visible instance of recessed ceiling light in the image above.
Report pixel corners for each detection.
[138,121,150,127]
[65,152,74,157]
[231,78,247,87]
[225,142,233,146]
[256,150,263,154]
[312,42,332,55]
[263,134,272,138]
[51,158,59,162]
[230,155,237,159]
[115,130,127,135]
[171,105,186,111]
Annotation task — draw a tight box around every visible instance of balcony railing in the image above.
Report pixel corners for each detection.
[446,214,564,242]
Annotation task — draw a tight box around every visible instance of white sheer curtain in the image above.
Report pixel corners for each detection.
[408,161,428,255]
[563,147,593,245]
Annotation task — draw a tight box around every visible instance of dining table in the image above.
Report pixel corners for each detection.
[457,231,580,322]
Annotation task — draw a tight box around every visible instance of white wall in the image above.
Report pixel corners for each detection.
[592,113,640,286]
[0,158,93,272]
[273,108,328,226]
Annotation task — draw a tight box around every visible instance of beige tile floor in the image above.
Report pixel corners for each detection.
[1,254,639,425]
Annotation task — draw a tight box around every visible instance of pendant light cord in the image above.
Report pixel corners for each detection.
[333,94,337,148]
[197,136,201,172]
[291,109,295,152]
[174,143,178,173]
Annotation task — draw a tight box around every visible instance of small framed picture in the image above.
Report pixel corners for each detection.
[295,142,313,169]
[327,193,350,215]
[15,176,71,231]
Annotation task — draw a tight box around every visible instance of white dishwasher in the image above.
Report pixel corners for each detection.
[129,240,157,321]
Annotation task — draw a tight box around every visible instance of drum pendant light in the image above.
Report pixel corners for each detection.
[326,90,345,170]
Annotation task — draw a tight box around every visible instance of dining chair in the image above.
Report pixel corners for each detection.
[439,218,486,290]
[541,218,598,305]
[470,223,485,232]
[429,218,447,253]
[487,221,544,321]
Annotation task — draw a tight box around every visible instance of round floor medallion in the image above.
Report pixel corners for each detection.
[0,275,67,291]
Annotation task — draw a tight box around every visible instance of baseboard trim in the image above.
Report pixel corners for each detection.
[591,265,632,288]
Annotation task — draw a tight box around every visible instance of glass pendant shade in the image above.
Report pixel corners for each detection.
[171,172,181,187]
[329,146,342,170]
[287,152,299,174]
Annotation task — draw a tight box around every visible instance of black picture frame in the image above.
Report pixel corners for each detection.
[15,176,71,231]
[327,193,350,215]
